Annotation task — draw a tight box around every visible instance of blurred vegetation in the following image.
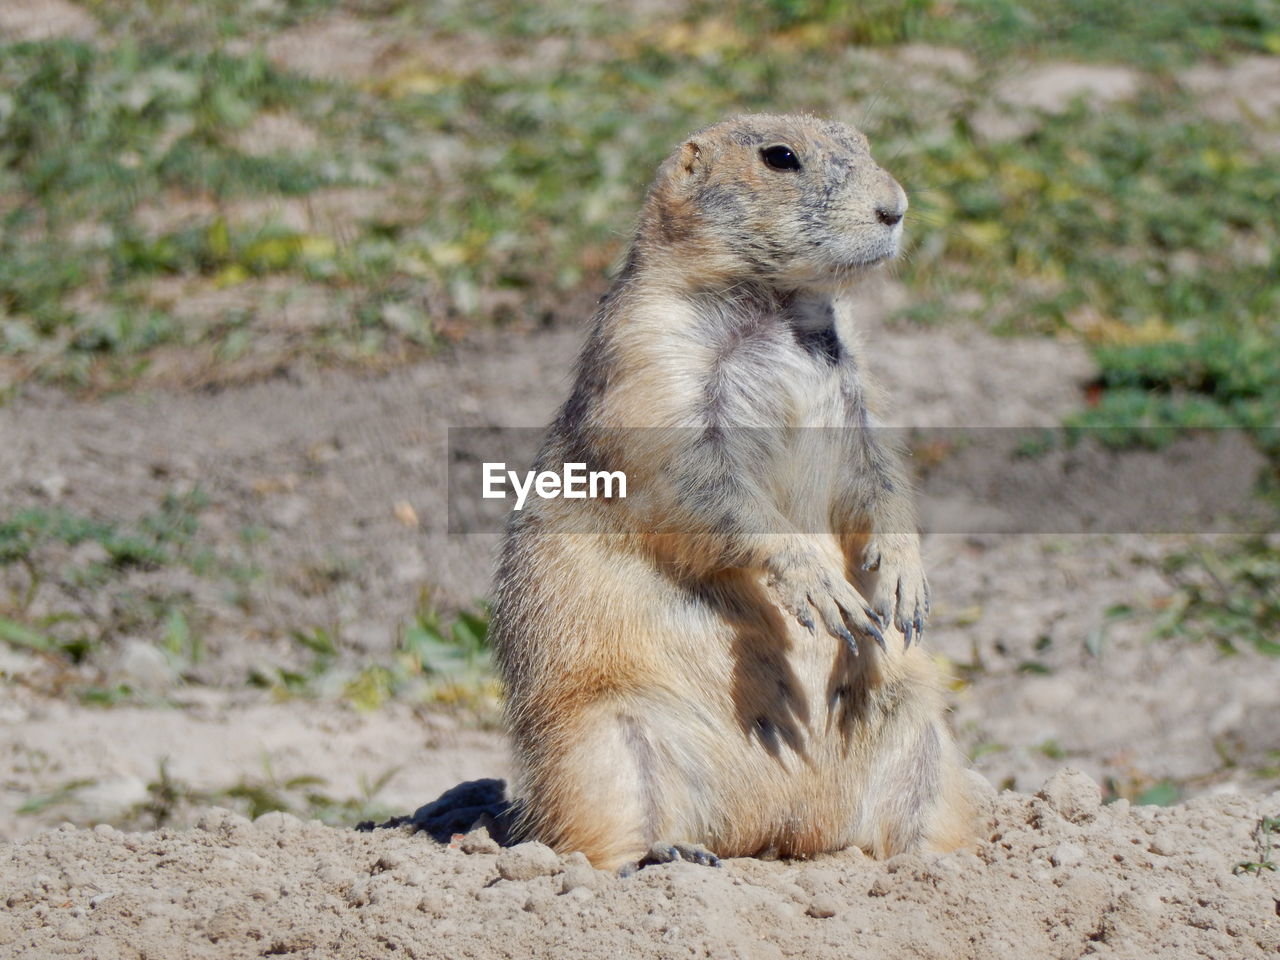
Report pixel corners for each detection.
[0,485,495,709]
[247,596,497,716]
[0,490,217,666]
[0,0,1275,432]
[1234,815,1279,875]
[1156,536,1280,657]
[20,755,402,829]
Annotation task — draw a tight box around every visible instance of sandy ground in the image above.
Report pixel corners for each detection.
[3,275,1279,954]
[2,3,1280,952]
[2,773,1278,959]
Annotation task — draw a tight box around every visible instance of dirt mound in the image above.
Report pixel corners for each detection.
[2,771,1277,959]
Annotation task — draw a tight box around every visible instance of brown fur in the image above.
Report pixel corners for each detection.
[490,114,976,871]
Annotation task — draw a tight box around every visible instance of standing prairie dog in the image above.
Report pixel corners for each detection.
[490,113,976,871]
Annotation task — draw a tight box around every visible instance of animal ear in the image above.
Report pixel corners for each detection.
[677,139,702,179]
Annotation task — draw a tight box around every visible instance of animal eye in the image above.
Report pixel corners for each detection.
[760,145,801,171]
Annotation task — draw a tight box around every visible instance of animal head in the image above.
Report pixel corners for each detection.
[639,113,906,292]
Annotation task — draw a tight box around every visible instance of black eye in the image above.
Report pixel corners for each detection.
[760,145,801,171]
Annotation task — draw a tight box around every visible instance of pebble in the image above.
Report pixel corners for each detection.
[524,890,556,915]
[1049,841,1086,868]
[1037,768,1101,824]
[560,863,601,894]
[475,882,526,907]
[417,893,447,917]
[205,903,261,942]
[195,807,252,835]
[108,640,177,694]
[346,879,375,907]
[807,896,839,919]
[496,841,561,881]
[1149,831,1178,857]
[254,811,304,833]
[460,827,500,856]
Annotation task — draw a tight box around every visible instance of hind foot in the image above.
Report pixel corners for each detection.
[619,841,721,875]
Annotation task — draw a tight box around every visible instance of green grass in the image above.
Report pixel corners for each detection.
[0,491,213,665]
[247,597,496,714]
[2,1,1276,396]
[20,756,402,829]
[1,487,495,709]
[749,0,1280,65]
[1234,815,1280,875]
[1155,537,1280,657]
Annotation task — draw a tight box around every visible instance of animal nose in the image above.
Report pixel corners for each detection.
[875,205,903,227]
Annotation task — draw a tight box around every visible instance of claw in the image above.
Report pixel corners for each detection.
[798,613,815,633]
[639,842,722,869]
[837,625,859,656]
[866,620,886,652]
[903,620,913,648]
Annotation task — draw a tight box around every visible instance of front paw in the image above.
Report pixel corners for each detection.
[862,536,930,646]
[766,549,885,655]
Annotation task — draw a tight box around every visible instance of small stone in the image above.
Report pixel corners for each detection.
[315,864,354,888]
[929,855,962,876]
[807,896,839,919]
[475,882,525,907]
[346,879,374,907]
[460,827,500,856]
[93,824,115,836]
[496,841,561,881]
[564,886,594,903]
[794,869,839,895]
[1037,768,1101,824]
[417,893,446,916]
[1149,830,1178,857]
[268,495,307,529]
[35,474,68,500]
[58,920,88,942]
[560,863,601,894]
[867,876,891,897]
[206,903,260,942]
[1050,842,1086,868]
[109,640,177,694]
[524,890,556,915]
[195,807,252,836]
[254,810,303,833]
[402,868,431,888]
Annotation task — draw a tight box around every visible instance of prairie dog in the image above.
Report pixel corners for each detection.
[490,113,975,871]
